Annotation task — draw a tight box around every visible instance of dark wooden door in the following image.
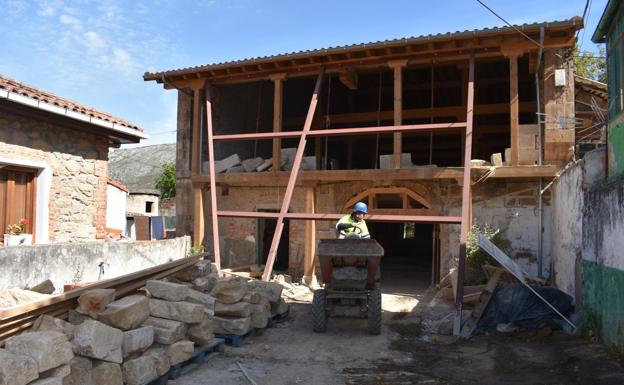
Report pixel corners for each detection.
[0,167,36,243]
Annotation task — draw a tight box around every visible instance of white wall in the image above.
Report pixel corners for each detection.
[127,194,159,216]
[106,184,127,231]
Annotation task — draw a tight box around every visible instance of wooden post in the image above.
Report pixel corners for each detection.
[509,54,519,166]
[454,54,475,336]
[191,88,201,173]
[193,185,204,247]
[388,60,408,169]
[303,186,316,279]
[262,69,325,281]
[204,83,222,270]
[270,74,286,172]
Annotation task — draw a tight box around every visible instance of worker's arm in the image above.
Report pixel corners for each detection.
[336,223,354,231]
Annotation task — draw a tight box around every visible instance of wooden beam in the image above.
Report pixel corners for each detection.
[204,84,222,270]
[339,69,358,90]
[262,69,325,281]
[270,73,286,172]
[388,60,407,169]
[303,186,316,279]
[509,54,519,166]
[218,211,462,224]
[191,88,201,173]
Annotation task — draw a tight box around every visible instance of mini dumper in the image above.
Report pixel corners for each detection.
[312,238,385,334]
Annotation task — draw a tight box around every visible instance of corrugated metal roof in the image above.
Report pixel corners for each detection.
[144,17,583,81]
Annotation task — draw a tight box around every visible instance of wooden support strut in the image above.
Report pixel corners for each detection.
[261,68,325,281]
[270,74,286,172]
[454,54,475,336]
[204,83,222,270]
[509,54,519,166]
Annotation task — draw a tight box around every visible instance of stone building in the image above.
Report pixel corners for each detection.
[0,75,147,244]
[145,18,594,287]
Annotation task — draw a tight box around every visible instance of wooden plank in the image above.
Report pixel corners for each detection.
[509,55,519,166]
[218,210,462,224]
[270,74,285,172]
[191,88,201,173]
[261,69,325,281]
[204,84,221,270]
[460,270,502,338]
[303,186,316,278]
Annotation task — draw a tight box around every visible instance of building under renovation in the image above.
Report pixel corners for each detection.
[145,18,598,289]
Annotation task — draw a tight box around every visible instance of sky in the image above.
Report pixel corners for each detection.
[0,0,608,148]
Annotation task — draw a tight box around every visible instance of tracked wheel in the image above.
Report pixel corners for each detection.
[312,289,328,332]
[367,288,382,335]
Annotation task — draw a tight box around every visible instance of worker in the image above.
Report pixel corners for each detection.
[336,202,370,239]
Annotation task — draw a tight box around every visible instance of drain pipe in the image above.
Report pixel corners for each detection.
[536,27,545,278]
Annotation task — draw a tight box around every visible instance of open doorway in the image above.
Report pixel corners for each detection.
[256,210,290,272]
[370,222,435,295]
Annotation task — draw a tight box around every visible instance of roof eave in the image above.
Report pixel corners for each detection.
[591,0,621,43]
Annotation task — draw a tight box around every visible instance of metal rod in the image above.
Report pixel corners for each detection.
[204,83,222,270]
[217,210,462,224]
[236,362,258,385]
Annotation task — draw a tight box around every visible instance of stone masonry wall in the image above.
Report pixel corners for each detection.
[0,110,109,242]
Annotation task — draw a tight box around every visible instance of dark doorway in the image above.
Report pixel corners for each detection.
[257,211,290,272]
[369,222,434,295]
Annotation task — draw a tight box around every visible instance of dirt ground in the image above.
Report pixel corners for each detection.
[172,290,624,385]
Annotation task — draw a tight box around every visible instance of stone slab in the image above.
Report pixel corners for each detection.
[166,340,194,365]
[249,280,283,303]
[141,317,187,345]
[191,274,218,292]
[0,349,39,385]
[146,280,188,302]
[142,346,170,377]
[76,289,116,318]
[72,319,123,363]
[99,295,150,331]
[214,154,241,174]
[250,301,271,329]
[215,301,251,317]
[174,260,212,282]
[185,289,216,314]
[213,316,252,336]
[210,277,249,304]
[256,158,272,172]
[187,316,215,345]
[242,157,264,172]
[62,356,92,385]
[5,331,74,372]
[122,356,158,385]
[91,361,122,385]
[149,299,205,323]
[122,326,154,358]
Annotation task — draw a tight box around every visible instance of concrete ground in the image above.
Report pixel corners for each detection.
[171,279,624,385]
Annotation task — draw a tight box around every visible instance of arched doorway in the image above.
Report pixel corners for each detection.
[342,186,440,293]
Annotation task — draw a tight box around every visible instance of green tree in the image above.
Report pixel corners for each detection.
[573,43,606,83]
[155,163,176,199]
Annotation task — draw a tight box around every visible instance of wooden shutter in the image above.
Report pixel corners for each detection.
[0,167,36,243]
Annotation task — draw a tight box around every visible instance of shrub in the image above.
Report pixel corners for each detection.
[465,224,510,285]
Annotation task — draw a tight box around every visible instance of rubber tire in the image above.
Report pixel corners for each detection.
[367,288,382,335]
[312,289,328,333]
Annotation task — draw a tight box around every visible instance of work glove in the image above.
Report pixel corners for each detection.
[336,223,354,231]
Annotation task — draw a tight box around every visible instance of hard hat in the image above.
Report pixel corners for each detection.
[354,202,368,214]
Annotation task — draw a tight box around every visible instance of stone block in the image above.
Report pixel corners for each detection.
[146,280,189,301]
[250,301,271,329]
[173,260,212,281]
[470,159,488,167]
[255,158,272,172]
[62,356,92,385]
[149,299,205,323]
[213,316,252,336]
[225,165,244,173]
[40,363,70,379]
[166,340,194,365]
[280,148,297,170]
[490,153,503,167]
[30,279,55,294]
[210,277,249,304]
[504,148,511,165]
[271,298,290,316]
[72,319,123,363]
[379,153,412,169]
[76,289,116,318]
[141,317,187,345]
[300,156,316,170]
[91,361,122,385]
[242,157,264,172]
[122,356,158,385]
[122,326,154,358]
[28,378,62,385]
[187,316,215,345]
[142,346,170,376]
[191,274,218,292]
[242,289,262,304]
[185,289,216,313]
[32,315,75,339]
[214,301,251,317]
[67,309,92,325]
[214,154,241,174]
[5,331,74,372]
[99,295,150,330]
[248,280,283,303]
[0,349,39,385]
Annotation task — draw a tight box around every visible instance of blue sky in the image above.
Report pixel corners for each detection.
[0,0,607,148]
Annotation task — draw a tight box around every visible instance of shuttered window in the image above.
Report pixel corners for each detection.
[0,167,36,243]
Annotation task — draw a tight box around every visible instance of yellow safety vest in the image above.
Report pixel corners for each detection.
[336,214,370,239]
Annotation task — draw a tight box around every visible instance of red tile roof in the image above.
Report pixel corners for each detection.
[107,177,129,193]
[0,75,144,132]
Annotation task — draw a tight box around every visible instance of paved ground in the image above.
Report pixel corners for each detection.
[171,290,624,385]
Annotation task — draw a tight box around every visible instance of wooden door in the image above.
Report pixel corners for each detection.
[0,167,36,243]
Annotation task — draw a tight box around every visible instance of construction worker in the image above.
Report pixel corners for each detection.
[336,202,370,239]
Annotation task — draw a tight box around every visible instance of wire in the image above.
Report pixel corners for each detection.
[475,0,544,50]
[578,0,593,51]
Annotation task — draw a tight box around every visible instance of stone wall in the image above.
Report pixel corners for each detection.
[0,110,108,242]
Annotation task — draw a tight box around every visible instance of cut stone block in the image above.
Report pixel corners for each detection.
[30,279,55,294]
[300,156,316,170]
[256,158,272,172]
[210,277,249,304]
[141,317,187,345]
[225,165,244,173]
[280,148,297,170]
[0,349,39,385]
[146,280,188,302]
[40,363,70,379]
[214,301,251,317]
[250,301,271,329]
[72,319,123,363]
[379,153,413,169]
[242,157,264,172]
[62,356,92,385]
[28,378,62,385]
[76,289,116,318]
[214,154,241,174]
[174,260,213,282]
[242,289,261,304]
[490,153,503,167]
[142,346,170,376]
[271,298,290,316]
[67,309,92,325]
[249,280,283,303]
[122,326,154,358]
[191,274,218,292]
[32,315,75,339]
[122,356,158,385]
[185,289,216,313]
[504,148,511,165]
[166,340,194,365]
[149,299,205,323]
[470,159,488,167]
[213,316,252,336]
[99,295,150,331]
[91,361,122,385]
[5,331,74,373]
[187,316,215,345]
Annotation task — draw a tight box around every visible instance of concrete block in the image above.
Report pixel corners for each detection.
[76,289,116,318]
[490,153,503,167]
[122,326,154,358]
[62,356,92,385]
[142,346,170,376]
[91,361,122,385]
[30,279,55,294]
[146,280,189,302]
[213,316,252,336]
[242,157,264,172]
[149,299,205,323]
[32,315,75,339]
[141,317,187,345]
[210,277,249,304]
[5,331,74,373]
[122,356,158,385]
[166,340,194,365]
[0,349,39,385]
[214,301,251,317]
[72,319,123,363]
[99,295,150,331]
[185,289,216,313]
[214,154,241,173]
[187,316,215,345]
[255,158,272,172]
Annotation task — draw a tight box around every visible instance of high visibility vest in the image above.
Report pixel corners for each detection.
[336,214,370,239]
